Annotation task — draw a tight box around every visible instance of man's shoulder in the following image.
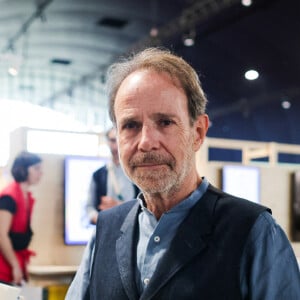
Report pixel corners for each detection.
[93,165,108,178]
[204,184,271,217]
[96,200,139,233]
[99,200,138,218]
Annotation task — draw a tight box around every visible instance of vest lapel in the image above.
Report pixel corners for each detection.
[116,202,140,300]
[140,187,218,300]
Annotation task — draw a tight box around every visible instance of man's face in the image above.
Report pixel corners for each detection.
[107,128,119,160]
[114,69,207,195]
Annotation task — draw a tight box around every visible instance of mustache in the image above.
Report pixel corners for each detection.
[129,152,174,168]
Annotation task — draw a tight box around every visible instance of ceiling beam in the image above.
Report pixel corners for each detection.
[1,0,54,53]
[39,66,106,107]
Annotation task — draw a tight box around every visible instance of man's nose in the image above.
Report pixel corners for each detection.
[138,126,160,151]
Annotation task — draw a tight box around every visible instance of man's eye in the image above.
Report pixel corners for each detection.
[159,119,173,126]
[124,121,139,129]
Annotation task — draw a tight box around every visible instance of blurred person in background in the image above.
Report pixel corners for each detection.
[86,127,139,224]
[0,151,43,285]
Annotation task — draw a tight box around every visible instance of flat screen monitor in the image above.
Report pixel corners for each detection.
[222,165,260,204]
[64,155,109,245]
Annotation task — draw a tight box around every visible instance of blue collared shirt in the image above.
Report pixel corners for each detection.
[65,179,300,299]
[136,177,209,292]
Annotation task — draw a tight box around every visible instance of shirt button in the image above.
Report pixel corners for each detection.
[143,278,150,285]
[154,236,160,243]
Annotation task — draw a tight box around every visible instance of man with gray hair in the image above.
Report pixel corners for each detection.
[66,47,300,299]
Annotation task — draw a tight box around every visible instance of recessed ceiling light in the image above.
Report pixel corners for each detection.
[281,100,291,109]
[183,37,195,47]
[241,0,252,7]
[244,69,259,80]
[150,27,159,37]
[183,30,196,47]
[8,67,18,76]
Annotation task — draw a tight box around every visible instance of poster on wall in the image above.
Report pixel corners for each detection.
[64,155,108,245]
[222,165,260,204]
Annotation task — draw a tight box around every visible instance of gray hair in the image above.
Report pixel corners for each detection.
[106,47,208,124]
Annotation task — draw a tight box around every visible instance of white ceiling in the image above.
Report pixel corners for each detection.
[0,0,173,129]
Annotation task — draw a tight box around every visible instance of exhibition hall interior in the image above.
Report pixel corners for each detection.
[0,0,299,299]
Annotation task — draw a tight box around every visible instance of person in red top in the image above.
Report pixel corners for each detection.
[0,151,43,285]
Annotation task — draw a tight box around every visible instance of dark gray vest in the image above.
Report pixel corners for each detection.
[88,185,270,300]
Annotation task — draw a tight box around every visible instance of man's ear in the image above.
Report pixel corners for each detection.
[193,114,209,151]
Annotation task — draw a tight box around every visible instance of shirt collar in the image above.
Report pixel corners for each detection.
[137,177,209,214]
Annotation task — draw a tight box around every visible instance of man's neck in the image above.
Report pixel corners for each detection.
[143,176,202,220]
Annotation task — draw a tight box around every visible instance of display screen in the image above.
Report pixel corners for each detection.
[222,165,260,203]
[64,155,108,245]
